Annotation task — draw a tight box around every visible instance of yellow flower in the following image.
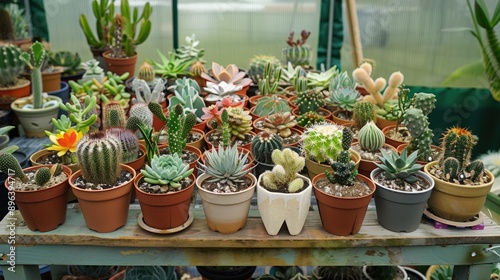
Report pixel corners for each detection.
[47,128,83,157]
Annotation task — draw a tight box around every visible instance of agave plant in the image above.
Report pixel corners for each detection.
[375,148,423,183]
[147,51,193,79]
[201,145,252,188]
[468,0,500,101]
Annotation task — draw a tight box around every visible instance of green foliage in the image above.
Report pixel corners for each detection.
[352,101,375,130]
[176,33,205,64]
[148,101,168,123]
[403,108,434,162]
[248,55,281,84]
[168,77,206,120]
[34,167,52,186]
[136,123,159,164]
[261,148,305,193]
[302,123,343,163]
[251,131,283,164]
[258,62,283,95]
[141,153,193,188]
[167,104,196,156]
[79,0,114,49]
[296,111,324,128]
[128,103,153,132]
[202,144,252,188]
[329,71,356,91]
[325,127,357,186]
[0,153,27,182]
[76,131,123,185]
[4,4,29,40]
[430,265,453,280]
[0,44,24,87]
[328,88,360,112]
[222,107,253,141]
[280,62,306,85]
[56,94,98,134]
[19,41,46,109]
[48,51,82,75]
[307,66,338,90]
[147,51,193,79]
[254,95,291,117]
[284,30,311,67]
[296,89,325,115]
[357,121,385,152]
[375,148,423,184]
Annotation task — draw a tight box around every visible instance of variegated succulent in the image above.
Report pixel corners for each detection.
[223,107,253,140]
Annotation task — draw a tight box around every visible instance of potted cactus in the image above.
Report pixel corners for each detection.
[251,131,284,177]
[134,152,195,231]
[302,122,360,179]
[69,130,136,232]
[328,87,361,127]
[102,0,152,76]
[168,77,207,132]
[48,50,85,83]
[253,112,301,147]
[257,148,312,235]
[197,144,256,234]
[312,127,375,236]
[1,152,72,232]
[371,148,434,232]
[283,30,312,69]
[204,107,255,151]
[10,41,63,138]
[0,44,30,110]
[248,54,281,85]
[424,127,495,222]
[248,62,284,106]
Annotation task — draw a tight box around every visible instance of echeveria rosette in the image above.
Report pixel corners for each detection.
[141,154,193,189]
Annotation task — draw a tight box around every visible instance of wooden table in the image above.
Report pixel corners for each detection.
[0,203,499,280]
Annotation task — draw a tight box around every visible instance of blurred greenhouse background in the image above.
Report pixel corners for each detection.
[43,0,498,89]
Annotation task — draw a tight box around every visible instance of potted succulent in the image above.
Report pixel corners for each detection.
[204,106,255,150]
[0,44,30,110]
[424,127,495,222]
[197,144,256,234]
[175,33,207,87]
[381,87,413,148]
[312,127,375,236]
[257,148,312,235]
[103,0,152,76]
[248,54,281,85]
[167,77,207,132]
[0,125,14,150]
[328,87,360,126]
[1,152,72,232]
[0,2,31,46]
[248,62,284,106]
[201,62,252,96]
[146,50,193,83]
[47,50,85,83]
[69,130,136,233]
[10,41,62,138]
[134,152,195,231]
[371,148,434,232]
[254,112,301,147]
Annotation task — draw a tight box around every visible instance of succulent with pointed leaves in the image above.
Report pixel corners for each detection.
[375,148,422,183]
[201,144,252,189]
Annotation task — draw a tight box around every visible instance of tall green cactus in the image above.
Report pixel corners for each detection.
[261,148,305,193]
[358,121,385,153]
[76,131,123,185]
[106,127,139,163]
[352,101,376,130]
[19,41,46,109]
[0,44,24,87]
[257,62,283,96]
[251,131,283,164]
[167,104,196,156]
[296,89,325,115]
[79,0,114,49]
[248,55,281,84]
[325,127,358,186]
[403,108,434,161]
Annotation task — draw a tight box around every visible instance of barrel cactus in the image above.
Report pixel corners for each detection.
[283,30,311,67]
[251,131,283,164]
[128,103,153,131]
[357,121,385,153]
[302,122,343,163]
[261,148,305,193]
[76,131,123,185]
[253,95,291,117]
[296,111,324,128]
[102,102,126,129]
[106,127,140,164]
[137,61,156,82]
[0,44,24,87]
[296,89,325,115]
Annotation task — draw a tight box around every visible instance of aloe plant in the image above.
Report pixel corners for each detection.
[468,0,500,101]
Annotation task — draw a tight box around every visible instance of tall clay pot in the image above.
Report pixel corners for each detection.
[5,165,72,232]
[313,173,375,236]
[70,164,136,233]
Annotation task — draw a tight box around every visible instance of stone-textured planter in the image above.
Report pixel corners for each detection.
[257,173,312,235]
[10,95,62,138]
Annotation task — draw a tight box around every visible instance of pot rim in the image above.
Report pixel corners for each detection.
[134,172,196,196]
[5,164,72,193]
[312,172,376,200]
[423,160,495,188]
[196,172,257,196]
[370,167,435,194]
[257,172,312,195]
[69,164,136,193]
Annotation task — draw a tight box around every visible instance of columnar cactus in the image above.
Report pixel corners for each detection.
[438,127,484,182]
[325,127,357,186]
[403,107,434,161]
[294,76,308,93]
[263,112,297,138]
[302,123,343,163]
[102,102,127,129]
[357,121,385,153]
[296,89,325,115]
[19,41,46,109]
[106,127,140,163]
[248,55,281,84]
[76,131,123,185]
[283,30,311,67]
[253,95,291,117]
[257,62,283,96]
[352,101,376,130]
[167,104,197,156]
[296,111,324,128]
[0,153,28,182]
[0,44,24,87]
[261,148,305,193]
[251,131,284,164]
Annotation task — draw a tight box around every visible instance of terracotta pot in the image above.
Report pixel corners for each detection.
[103,50,138,77]
[70,164,136,233]
[29,148,79,201]
[376,117,397,130]
[186,128,206,151]
[288,95,298,108]
[151,103,168,132]
[313,173,375,236]
[424,161,494,222]
[248,95,262,108]
[292,107,332,120]
[356,86,370,96]
[252,116,266,133]
[305,150,361,180]
[5,165,72,232]
[204,130,256,151]
[0,79,30,110]
[352,142,397,178]
[193,119,207,132]
[396,143,442,167]
[331,109,355,126]
[134,173,195,230]
[371,168,435,232]
[42,70,62,93]
[10,95,62,138]
[382,125,409,149]
[196,173,256,234]
[257,173,312,235]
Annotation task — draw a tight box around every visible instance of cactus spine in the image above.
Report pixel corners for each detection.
[0,44,24,87]
[403,107,434,161]
[76,131,123,185]
[137,61,155,82]
[0,153,28,182]
[296,111,324,128]
[106,127,140,163]
[325,127,358,186]
[128,103,153,131]
[296,89,325,115]
[248,55,281,84]
[302,123,343,163]
[253,95,291,117]
[352,101,376,130]
[167,104,196,156]
[251,131,283,164]
[34,167,52,186]
[261,148,305,193]
[102,102,126,129]
[358,121,385,152]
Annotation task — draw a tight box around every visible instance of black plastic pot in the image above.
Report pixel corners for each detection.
[196,266,256,280]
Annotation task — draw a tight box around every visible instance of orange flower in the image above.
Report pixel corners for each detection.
[47,128,83,157]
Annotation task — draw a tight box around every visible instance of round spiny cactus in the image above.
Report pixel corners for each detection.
[251,131,283,164]
[128,103,153,131]
[106,128,140,164]
[137,61,155,82]
[76,131,123,185]
[34,167,52,186]
[0,44,24,87]
[357,121,385,153]
[302,123,343,163]
[296,89,324,115]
